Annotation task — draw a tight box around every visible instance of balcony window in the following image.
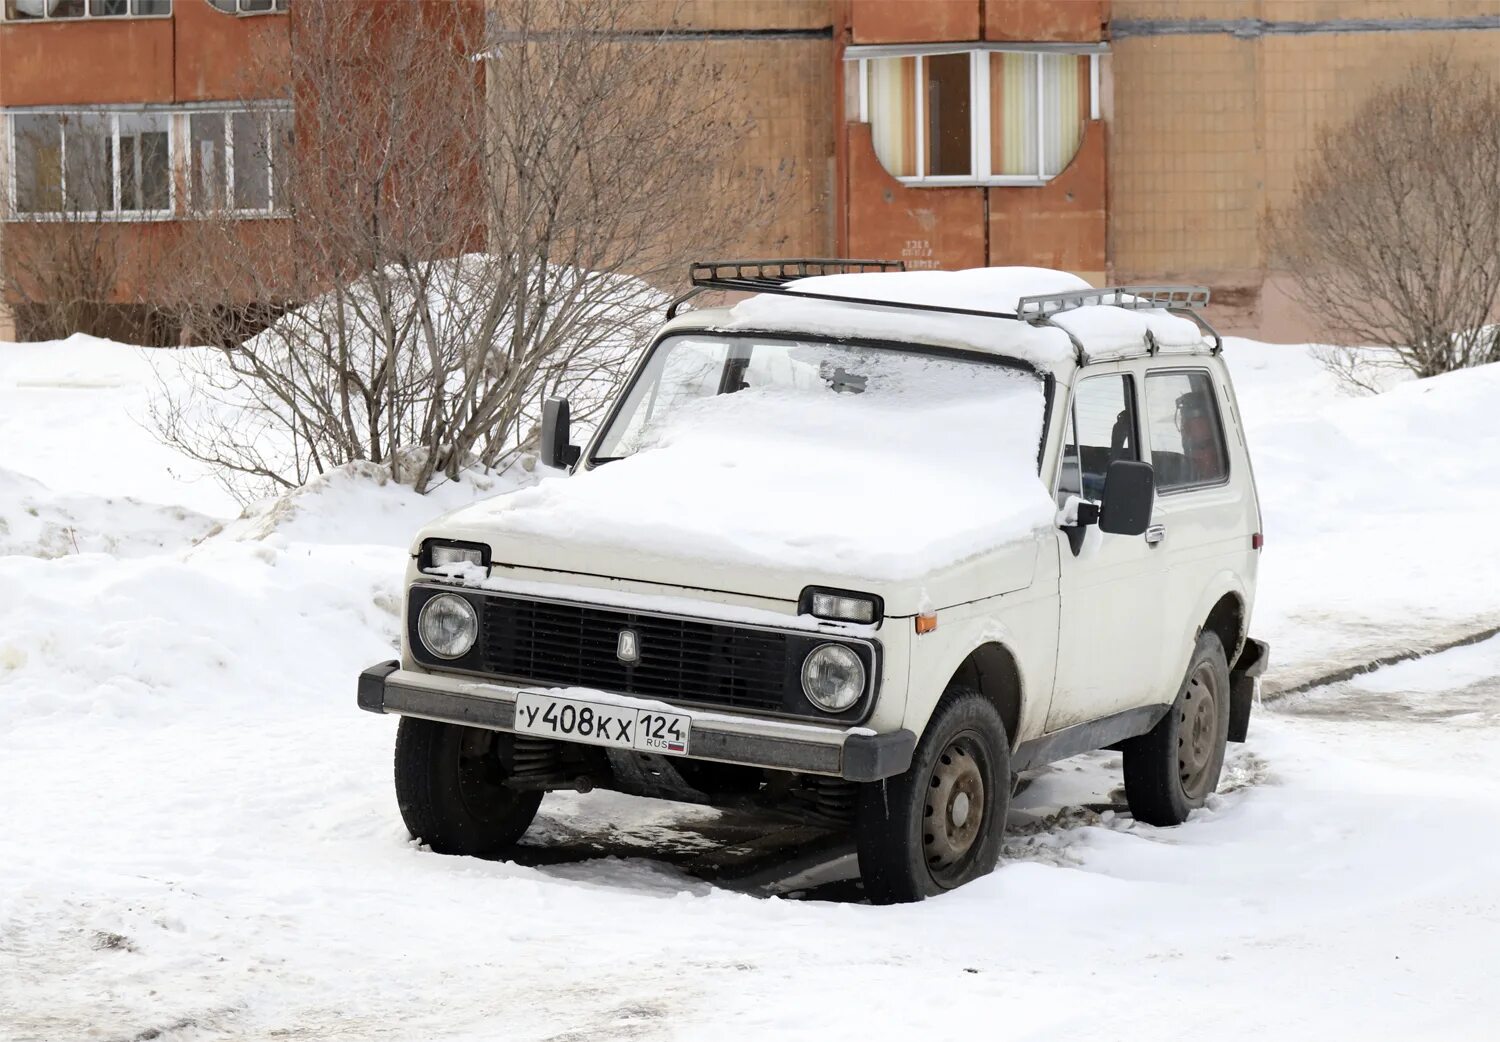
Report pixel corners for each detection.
[4,105,291,220]
[7,111,153,217]
[1,0,171,20]
[848,44,1103,187]
[187,108,293,214]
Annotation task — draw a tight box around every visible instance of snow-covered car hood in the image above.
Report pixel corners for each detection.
[414,367,1056,614]
[416,453,1051,615]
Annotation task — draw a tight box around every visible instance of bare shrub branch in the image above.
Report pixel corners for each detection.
[1,116,140,341]
[153,0,792,502]
[1269,55,1500,386]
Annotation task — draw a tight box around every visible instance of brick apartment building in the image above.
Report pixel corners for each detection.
[3,0,1500,342]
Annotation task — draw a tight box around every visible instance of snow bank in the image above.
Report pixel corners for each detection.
[221,456,532,548]
[0,334,235,517]
[0,465,217,559]
[451,356,1053,581]
[1224,340,1500,684]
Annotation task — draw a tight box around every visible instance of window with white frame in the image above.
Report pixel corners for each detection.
[4,105,292,219]
[1,0,170,21]
[847,44,1104,186]
[206,0,287,14]
[7,110,169,216]
[186,108,293,214]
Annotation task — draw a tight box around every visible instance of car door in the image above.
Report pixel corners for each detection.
[1048,364,1170,731]
[1140,364,1249,677]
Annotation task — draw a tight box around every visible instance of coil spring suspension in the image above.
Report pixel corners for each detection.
[810,778,859,826]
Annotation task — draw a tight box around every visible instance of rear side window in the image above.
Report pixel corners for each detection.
[1058,373,1138,504]
[1144,370,1228,491]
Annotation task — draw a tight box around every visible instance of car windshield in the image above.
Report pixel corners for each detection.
[591,334,1045,466]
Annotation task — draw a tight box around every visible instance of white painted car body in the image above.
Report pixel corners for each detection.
[377,283,1264,780]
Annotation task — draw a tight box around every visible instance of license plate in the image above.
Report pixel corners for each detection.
[513,691,691,756]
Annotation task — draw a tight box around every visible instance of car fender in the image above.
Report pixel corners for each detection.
[900,589,1058,747]
[1169,569,1251,683]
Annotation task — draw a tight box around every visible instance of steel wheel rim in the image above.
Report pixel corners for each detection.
[922,732,988,886]
[1178,664,1220,799]
[456,727,512,822]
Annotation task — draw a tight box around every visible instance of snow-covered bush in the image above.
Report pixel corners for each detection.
[152,255,661,502]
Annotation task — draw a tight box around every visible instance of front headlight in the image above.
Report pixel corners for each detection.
[417,593,478,659]
[800,643,866,712]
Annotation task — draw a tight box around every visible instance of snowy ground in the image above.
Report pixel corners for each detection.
[2,335,1499,1040]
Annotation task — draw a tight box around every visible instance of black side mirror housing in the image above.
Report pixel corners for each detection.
[1098,459,1155,536]
[540,398,581,470]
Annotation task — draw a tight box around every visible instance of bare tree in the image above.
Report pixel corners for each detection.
[154,0,793,501]
[1,113,142,341]
[1269,56,1500,386]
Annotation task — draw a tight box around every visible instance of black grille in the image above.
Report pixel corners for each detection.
[477,594,793,713]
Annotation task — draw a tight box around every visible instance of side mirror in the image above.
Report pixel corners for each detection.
[540,398,581,470]
[1098,460,1155,536]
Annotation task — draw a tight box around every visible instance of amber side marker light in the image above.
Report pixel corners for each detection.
[915,613,938,635]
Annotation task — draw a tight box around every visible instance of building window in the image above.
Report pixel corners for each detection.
[187,108,293,214]
[847,44,1102,186]
[1,0,171,21]
[4,105,291,220]
[206,0,287,14]
[7,111,168,217]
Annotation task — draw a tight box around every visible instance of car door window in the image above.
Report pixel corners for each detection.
[1059,374,1138,505]
[1144,370,1228,490]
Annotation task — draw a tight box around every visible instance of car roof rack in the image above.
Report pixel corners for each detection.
[666,257,1024,323]
[667,262,1222,357]
[1015,285,1222,353]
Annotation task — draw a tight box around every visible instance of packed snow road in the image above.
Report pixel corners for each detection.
[2,337,1499,1041]
[3,635,1498,1041]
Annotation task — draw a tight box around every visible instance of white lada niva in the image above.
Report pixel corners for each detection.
[358,261,1269,903]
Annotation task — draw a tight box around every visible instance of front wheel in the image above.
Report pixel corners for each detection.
[1121,631,1231,826]
[855,688,1010,904]
[393,717,542,856]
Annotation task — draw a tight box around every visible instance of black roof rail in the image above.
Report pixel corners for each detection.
[666,257,1025,323]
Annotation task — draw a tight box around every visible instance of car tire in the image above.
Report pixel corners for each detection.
[1122,631,1232,826]
[393,717,543,856]
[855,687,1010,904]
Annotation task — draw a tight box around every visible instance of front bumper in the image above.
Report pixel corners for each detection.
[357,661,916,782]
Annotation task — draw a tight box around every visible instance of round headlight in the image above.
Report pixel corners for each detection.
[801,643,866,713]
[417,593,478,659]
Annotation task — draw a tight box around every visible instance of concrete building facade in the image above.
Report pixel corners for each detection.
[611,0,1500,339]
[4,1,1500,342]
[0,0,292,340]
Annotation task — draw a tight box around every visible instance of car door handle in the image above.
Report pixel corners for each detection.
[1145,524,1167,546]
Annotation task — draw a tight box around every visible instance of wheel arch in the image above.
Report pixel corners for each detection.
[944,641,1024,752]
[1197,580,1248,662]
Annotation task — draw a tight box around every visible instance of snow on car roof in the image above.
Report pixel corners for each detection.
[681,266,1208,372]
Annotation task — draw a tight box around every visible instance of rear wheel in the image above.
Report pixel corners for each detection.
[855,688,1009,904]
[1122,632,1231,826]
[393,717,542,856]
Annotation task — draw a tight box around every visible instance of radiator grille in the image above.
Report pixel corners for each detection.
[476,594,793,712]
